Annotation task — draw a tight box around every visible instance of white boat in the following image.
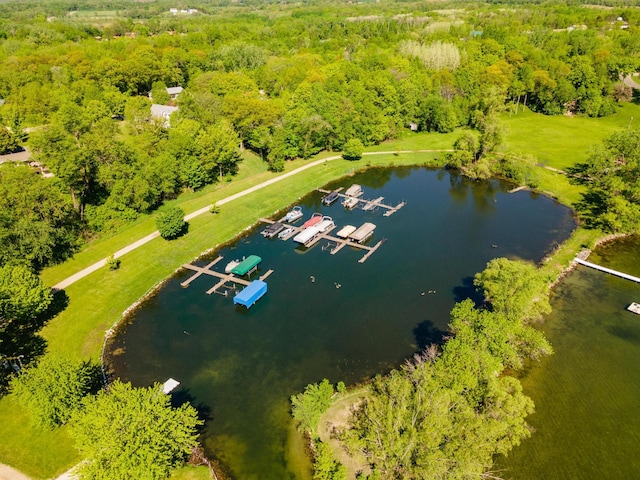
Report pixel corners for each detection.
[278,227,294,239]
[336,225,357,238]
[342,196,359,209]
[284,206,303,223]
[224,259,241,273]
[344,184,363,197]
[315,216,335,233]
[627,302,640,315]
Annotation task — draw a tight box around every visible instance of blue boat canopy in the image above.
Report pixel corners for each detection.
[233,280,268,308]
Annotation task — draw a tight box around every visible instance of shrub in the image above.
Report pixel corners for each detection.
[156,207,186,240]
[342,139,364,161]
[106,255,121,270]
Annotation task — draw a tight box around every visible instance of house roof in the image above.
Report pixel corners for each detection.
[166,86,183,96]
[151,104,178,118]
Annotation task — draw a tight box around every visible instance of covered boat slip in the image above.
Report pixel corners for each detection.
[231,255,262,276]
[259,218,383,263]
[322,188,342,206]
[350,222,376,243]
[181,255,274,300]
[233,280,268,308]
[293,226,321,246]
[317,187,405,216]
[336,225,357,239]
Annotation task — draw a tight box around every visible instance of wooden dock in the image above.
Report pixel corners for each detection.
[259,218,383,263]
[181,259,274,295]
[317,189,405,216]
[574,258,640,283]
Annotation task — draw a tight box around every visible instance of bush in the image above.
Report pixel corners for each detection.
[156,207,186,240]
[106,255,120,270]
[342,139,364,161]
[10,356,101,429]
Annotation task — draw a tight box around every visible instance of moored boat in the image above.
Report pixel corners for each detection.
[342,196,359,209]
[344,184,363,197]
[278,227,294,239]
[322,190,340,206]
[315,216,335,233]
[225,259,241,273]
[284,206,303,223]
[302,212,323,228]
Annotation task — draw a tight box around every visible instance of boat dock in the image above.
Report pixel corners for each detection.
[574,258,640,283]
[259,218,383,262]
[317,188,405,216]
[181,256,274,296]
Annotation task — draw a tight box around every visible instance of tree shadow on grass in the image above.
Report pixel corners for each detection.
[0,290,70,395]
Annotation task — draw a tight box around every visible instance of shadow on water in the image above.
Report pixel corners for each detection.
[452,276,485,306]
[171,387,213,427]
[607,324,640,345]
[109,167,577,479]
[413,319,447,351]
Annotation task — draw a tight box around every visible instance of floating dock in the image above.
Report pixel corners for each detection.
[627,302,640,315]
[317,188,405,216]
[181,256,274,297]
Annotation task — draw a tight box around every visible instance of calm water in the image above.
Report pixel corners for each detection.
[498,236,640,479]
[107,167,575,479]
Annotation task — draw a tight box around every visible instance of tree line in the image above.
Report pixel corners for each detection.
[292,258,555,479]
[0,0,639,270]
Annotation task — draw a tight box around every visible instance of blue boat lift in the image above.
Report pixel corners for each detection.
[233,280,268,308]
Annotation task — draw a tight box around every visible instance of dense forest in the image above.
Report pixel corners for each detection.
[1,0,640,270]
[1,1,640,478]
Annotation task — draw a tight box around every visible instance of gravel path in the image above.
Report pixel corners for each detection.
[53,150,449,291]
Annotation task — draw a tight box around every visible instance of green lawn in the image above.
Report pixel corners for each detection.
[4,104,640,478]
[501,103,640,170]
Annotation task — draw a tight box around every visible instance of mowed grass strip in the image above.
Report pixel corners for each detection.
[0,152,439,478]
[7,102,640,477]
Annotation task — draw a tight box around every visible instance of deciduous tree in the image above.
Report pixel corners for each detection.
[10,356,101,429]
[70,380,202,480]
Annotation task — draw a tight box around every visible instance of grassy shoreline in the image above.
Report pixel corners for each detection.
[2,105,639,478]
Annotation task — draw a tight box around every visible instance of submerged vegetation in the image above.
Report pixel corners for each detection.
[0,0,640,477]
[295,259,555,479]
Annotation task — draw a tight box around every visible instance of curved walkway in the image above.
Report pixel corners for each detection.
[623,73,640,90]
[53,150,449,290]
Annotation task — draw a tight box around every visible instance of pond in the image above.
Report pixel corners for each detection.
[497,236,640,479]
[106,166,576,480]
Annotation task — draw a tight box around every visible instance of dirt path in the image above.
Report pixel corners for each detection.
[0,464,31,480]
[53,150,450,291]
[317,388,370,479]
[8,149,450,479]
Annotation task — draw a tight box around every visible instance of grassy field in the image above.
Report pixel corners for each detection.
[501,103,639,170]
[3,104,640,478]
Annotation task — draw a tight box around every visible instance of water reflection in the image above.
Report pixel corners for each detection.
[107,167,575,479]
